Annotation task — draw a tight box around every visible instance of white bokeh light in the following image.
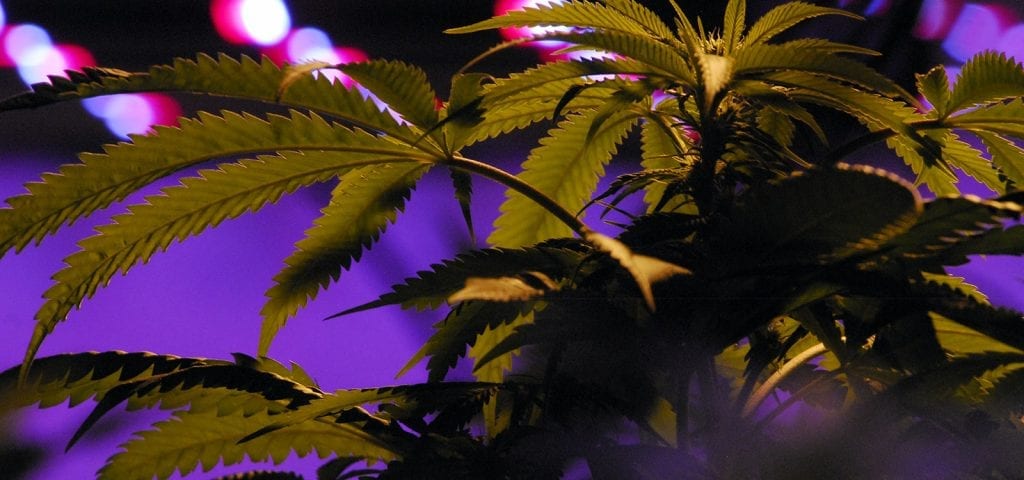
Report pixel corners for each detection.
[239,0,291,46]
[4,24,52,65]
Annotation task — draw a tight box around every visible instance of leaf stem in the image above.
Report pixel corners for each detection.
[448,155,590,237]
[740,342,828,418]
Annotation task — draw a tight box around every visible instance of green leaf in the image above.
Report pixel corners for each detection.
[259,163,429,356]
[743,2,861,46]
[69,362,323,450]
[949,98,1024,138]
[469,310,535,381]
[338,60,439,129]
[733,45,904,98]
[2,111,371,259]
[916,65,951,117]
[947,51,1024,114]
[27,142,426,370]
[0,352,212,411]
[539,31,695,85]
[721,0,746,55]
[488,107,639,247]
[442,73,490,151]
[97,409,397,480]
[975,131,1024,187]
[446,1,654,37]
[330,241,587,317]
[449,169,475,243]
[402,302,527,382]
[921,273,989,305]
[940,130,1006,194]
[715,165,922,266]
[448,272,559,304]
[0,54,415,141]
[584,231,691,311]
[482,58,659,107]
[777,38,880,57]
[880,195,1024,262]
[210,471,305,480]
[930,313,1022,355]
[639,117,689,212]
[602,0,676,39]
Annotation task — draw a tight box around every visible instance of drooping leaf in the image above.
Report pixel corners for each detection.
[259,163,429,356]
[97,409,398,480]
[27,149,427,372]
[946,51,1024,115]
[330,240,587,317]
[338,60,439,129]
[68,362,325,450]
[776,38,880,57]
[584,231,691,311]
[488,107,639,247]
[231,353,320,389]
[0,110,425,260]
[0,352,213,411]
[400,302,529,382]
[743,2,861,46]
[732,45,905,98]
[880,194,1024,263]
[0,54,416,141]
[242,382,504,442]
[714,164,922,268]
[449,169,476,243]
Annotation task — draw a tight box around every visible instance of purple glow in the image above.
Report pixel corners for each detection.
[998,23,1024,60]
[942,4,1010,62]
[0,4,6,34]
[915,0,965,39]
[864,0,893,16]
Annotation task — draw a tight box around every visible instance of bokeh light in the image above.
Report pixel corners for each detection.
[942,4,1011,62]
[4,23,51,68]
[211,0,291,46]
[863,0,893,16]
[82,93,181,139]
[494,0,614,61]
[914,0,965,39]
[998,23,1024,61]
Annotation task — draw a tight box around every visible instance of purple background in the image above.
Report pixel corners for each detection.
[2,1,1024,478]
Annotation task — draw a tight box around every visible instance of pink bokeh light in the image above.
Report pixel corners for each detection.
[914,0,965,39]
[942,3,1015,62]
[210,0,291,46]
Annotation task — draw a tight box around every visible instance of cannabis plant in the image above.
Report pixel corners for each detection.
[4,0,1024,478]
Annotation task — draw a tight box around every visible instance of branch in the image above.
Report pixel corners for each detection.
[448,155,590,237]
